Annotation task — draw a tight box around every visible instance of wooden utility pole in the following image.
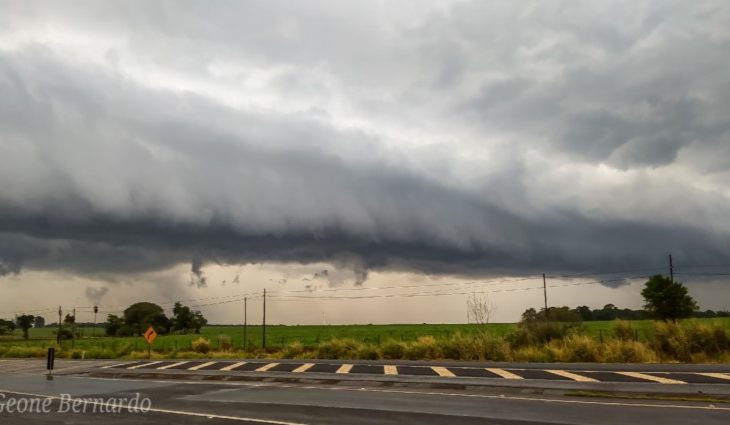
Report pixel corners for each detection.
[669,254,674,281]
[57,306,62,345]
[543,273,549,323]
[262,289,266,349]
[71,308,76,349]
[243,297,247,351]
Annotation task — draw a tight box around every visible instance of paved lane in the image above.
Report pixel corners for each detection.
[0,373,729,424]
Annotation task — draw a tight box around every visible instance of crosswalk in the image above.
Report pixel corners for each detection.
[98,360,730,385]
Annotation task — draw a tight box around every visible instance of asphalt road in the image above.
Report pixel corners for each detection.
[1,359,729,424]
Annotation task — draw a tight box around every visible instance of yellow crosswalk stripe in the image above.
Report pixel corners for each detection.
[157,361,189,370]
[128,361,162,369]
[384,365,398,375]
[545,370,598,382]
[188,361,217,371]
[698,372,730,381]
[336,364,353,374]
[292,363,315,373]
[255,363,279,372]
[431,366,455,377]
[220,362,246,371]
[616,371,685,384]
[486,368,524,379]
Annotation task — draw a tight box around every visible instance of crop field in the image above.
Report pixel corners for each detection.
[2,318,729,355]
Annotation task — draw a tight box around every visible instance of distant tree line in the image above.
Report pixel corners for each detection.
[104,301,207,337]
[522,275,728,322]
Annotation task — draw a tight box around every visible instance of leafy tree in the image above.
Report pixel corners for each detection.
[104,314,124,336]
[123,302,169,335]
[0,319,16,335]
[64,313,75,325]
[15,314,35,339]
[641,275,698,321]
[171,302,208,334]
[191,311,208,333]
[34,316,46,328]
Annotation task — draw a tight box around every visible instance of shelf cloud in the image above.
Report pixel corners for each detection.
[1,1,729,284]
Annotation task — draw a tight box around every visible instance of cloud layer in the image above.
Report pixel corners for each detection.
[1,1,729,281]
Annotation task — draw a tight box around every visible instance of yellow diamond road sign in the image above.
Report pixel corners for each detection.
[143,326,157,344]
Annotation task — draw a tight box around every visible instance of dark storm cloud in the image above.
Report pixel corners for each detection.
[0,1,729,283]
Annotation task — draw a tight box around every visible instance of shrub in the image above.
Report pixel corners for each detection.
[357,345,381,360]
[381,340,406,359]
[479,334,512,361]
[404,336,440,360]
[603,340,656,363]
[191,337,211,354]
[513,346,552,362]
[613,320,634,341]
[510,322,575,347]
[316,339,360,359]
[281,341,306,358]
[550,335,601,362]
[218,335,233,351]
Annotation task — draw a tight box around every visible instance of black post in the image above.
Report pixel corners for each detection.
[262,289,266,349]
[46,347,55,380]
[669,254,674,282]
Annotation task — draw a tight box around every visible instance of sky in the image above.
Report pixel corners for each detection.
[1,0,729,324]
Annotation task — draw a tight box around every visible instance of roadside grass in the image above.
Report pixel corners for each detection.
[565,390,730,405]
[1,318,728,362]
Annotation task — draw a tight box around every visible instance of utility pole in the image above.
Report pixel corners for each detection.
[262,289,267,349]
[71,308,76,349]
[243,297,247,351]
[57,306,62,346]
[669,254,674,282]
[93,306,98,338]
[542,273,549,323]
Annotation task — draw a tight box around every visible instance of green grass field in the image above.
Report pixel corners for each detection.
[3,318,729,354]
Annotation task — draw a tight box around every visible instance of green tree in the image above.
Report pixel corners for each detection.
[171,302,208,334]
[15,314,35,339]
[641,275,698,321]
[0,319,16,335]
[123,302,169,335]
[104,314,124,336]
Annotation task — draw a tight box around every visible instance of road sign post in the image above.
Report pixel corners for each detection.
[143,326,157,359]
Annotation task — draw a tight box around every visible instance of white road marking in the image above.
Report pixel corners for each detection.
[486,368,523,379]
[127,361,163,369]
[255,363,279,372]
[101,362,135,369]
[220,361,247,371]
[0,389,308,424]
[545,369,599,382]
[188,361,217,371]
[616,371,686,384]
[64,379,730,412]
[157,361,189,370]
[384,365,398,375]
[698,372,730,381]
[431,366,455,377]
[336,364,353,374]
[292,363,314,373]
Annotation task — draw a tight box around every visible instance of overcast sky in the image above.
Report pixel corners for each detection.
[1,1,729,323]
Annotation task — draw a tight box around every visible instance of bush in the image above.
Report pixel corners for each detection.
[613,320,635,341]
[218,335,233,351]
[357,345,381,360]
[281,341,306,358]
[603,340,656,363]
[404,336,441,360]
[549,335,601,362]
[191,337,211,354]
[316,339,360,359]
[381,340,406,359]
[510,322,575,347]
